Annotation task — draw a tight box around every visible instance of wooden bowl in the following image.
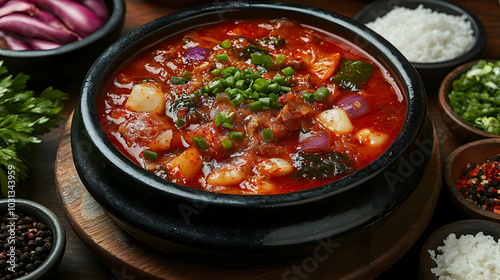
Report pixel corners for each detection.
[419,219,500,280]
[438,60,500,143]
[443,138,500,222]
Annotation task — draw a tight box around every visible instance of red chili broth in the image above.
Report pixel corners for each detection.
[98,18,407,195]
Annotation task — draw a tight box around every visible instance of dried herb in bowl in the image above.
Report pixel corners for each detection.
[448,60,500,135]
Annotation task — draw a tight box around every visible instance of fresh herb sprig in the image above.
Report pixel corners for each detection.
[0,61,68,197]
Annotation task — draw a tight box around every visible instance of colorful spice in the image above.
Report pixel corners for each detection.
[456,154,500,214]
[0,212,54,278]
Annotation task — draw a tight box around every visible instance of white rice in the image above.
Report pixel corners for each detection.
[428,232,500,280]
[365,5,475,63]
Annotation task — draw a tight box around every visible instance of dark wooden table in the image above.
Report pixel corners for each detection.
[15,0,500,279]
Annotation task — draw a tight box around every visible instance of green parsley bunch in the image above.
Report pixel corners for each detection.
[0,60,68,197]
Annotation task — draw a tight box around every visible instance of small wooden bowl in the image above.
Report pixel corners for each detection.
[419,219,500,280]
[443,138,500,222]
[438,60,500,143]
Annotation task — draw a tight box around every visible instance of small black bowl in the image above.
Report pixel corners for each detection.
[353,0,486,91]
[0,198,66,279]
[71,1,433,265]
[0,0,125,93]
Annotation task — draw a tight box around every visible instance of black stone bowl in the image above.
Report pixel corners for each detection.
[0,0,125,93]
[71,1,433,265]
[353,0,486,92]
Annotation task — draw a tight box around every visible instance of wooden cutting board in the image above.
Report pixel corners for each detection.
[55,114,441,280]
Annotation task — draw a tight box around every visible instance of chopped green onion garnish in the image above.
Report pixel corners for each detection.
[313,87,329,99]
[176,118,186,127]
[262,129,273,142]
[171,76,184,85]
[235,79,246,90]
[221,139,233,149]
[252,78,269,92]
[192,136,209,151]
[281,66,295,76]
[259,97,271,107]
[275,54,285,65]
[249,101,263,111]
[211,68,222,76]
[230,93,245,107]
[215,111,234,126]
[217,53,230,62]
[222,123,234,129]
[280,86,291,92]
[302,92,314,102]
[220,39,232,49]
[273,75,285,85]
[183,70,192,82]
[143,150,158,160]
[251,53,274,68]
[230,131,243,140]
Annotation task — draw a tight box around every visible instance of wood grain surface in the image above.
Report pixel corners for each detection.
[13,0,500,279]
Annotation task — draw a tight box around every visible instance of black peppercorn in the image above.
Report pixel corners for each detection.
[0,212,54,278]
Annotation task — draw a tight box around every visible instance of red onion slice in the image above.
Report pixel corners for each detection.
[0,0,38,18]
[184,46,210,62]
[25,37,62,50]
[335,94,369,118]
[301,132,330,152]
[0,30,31,50]
[0,14,78,44]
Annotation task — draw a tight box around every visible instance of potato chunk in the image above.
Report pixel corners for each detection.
[167,147,203,181]
[356,128,388,147]
[148,129,173,151]
[125,82,165,115]
[206,166,245,186]
[315,108,353,134]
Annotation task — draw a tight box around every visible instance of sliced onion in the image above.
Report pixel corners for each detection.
[0,30,31,50]
[0,0,37,18]
[25,37,62,50]
[184,46,210,62]
[335,94,369,118]
[301,132,330,152]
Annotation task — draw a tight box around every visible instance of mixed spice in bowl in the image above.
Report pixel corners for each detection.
[71,1,432,263]
[444,138,500,222]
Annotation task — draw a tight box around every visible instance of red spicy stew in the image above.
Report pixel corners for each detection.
[99,18,407,195]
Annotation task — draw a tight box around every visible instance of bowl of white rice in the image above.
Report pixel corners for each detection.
[419,219,500,280]
[354,0,486,90]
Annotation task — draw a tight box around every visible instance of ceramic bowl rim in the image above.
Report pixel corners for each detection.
[443,138,500,221]
[0,198,66,279]
[78,1,427,207]
[419,219,500,279]
[352,0,486,69]
[438,59,500,140]
[0,0,125,58]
